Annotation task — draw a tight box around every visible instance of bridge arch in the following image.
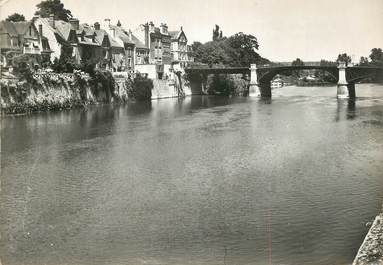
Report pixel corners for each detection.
[257,66,339,84]
[185,64,383,98]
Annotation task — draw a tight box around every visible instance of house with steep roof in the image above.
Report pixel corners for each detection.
[0,20,22,66]
[169,27,194,70]
[108,22,136,71]
[0,19,51,67]
[94,21,125,72]
[131,33,149,65]
[77,23,102,64]
[33,15,75,62]
[133,21,172,79]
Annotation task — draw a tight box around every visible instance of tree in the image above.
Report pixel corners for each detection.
[35,0,73,22]
[319,59,336,66]
[290,58,304,77]
[226,32,260,66]
[6,13,25,22]
[193,32,269,67]
[359,56,369,66]
[336,53,351,66]
[291,58,304,66]
[369,48,383,66]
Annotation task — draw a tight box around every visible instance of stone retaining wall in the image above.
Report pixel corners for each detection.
[353,213,383,265]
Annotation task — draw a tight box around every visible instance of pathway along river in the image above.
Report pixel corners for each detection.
[1,84,383,265]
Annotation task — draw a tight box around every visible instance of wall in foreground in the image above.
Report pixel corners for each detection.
[151,78,191,100]
[0,71,129,115]
[0,71,192,115]
[352,212,383,265]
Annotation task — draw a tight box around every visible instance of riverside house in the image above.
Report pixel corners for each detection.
[94,20,125,72]
[106,21,136,72]
[134,22,172,79]
[0,19,51,67]
[169,27,193,70]
[106,21,151,73]
[34,15,78,63]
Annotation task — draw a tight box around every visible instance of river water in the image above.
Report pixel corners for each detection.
[1,84,383,265]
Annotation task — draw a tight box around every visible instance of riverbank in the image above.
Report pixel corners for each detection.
[353,211,383,265]
[0,70,190,115]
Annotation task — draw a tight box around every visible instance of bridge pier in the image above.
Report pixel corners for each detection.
[347,83,356,99]
[337,62,350,98]
[249,64,261,97]
[259,81,272,97]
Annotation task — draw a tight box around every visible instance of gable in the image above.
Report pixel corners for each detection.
[67,29,78,43]
[23,24,40,39]
[102,35,110,47]
[179,31,187,43]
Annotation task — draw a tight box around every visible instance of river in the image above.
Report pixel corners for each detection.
[1,84,383,265]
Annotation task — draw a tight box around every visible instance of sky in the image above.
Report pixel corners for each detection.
[1,0,382,61]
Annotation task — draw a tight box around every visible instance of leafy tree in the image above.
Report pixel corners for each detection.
[291,58,304,66]
[193,31,268,67]
[35,0,73,22]
[313,59,337,82]
[359,56,369,66]
[336,53,351,66]
[319,59,336,66]
[6,13,25,22]
[289,58,304,77]
[369,48,383,66]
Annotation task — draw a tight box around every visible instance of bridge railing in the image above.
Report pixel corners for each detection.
[258,62,330,68]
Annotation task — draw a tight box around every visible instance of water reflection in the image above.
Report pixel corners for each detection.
[335,98,358,121]
[347,99,356,120]
[1,84,383,265]
[126,101,152,115]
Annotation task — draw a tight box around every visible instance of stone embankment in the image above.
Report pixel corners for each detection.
[353,212,383,265]
[0,70,190,115]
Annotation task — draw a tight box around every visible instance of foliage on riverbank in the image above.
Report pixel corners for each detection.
[191,26,270,67]
[1,70,126,114]
[0,69,158,114]
[129,76,153,101]
[206,74,249,96]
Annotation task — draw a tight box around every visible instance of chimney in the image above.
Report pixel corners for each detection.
[117,20,121,27]
[160,23,168,34]
[69,18,79,30]
[38,24,43,37]
[32,15,39,23]
[49,14,55,29]
[149,21,154,32]
[180,26,183,31]
[103,18,111,30]
[128,29,132,40]
[144,23,149,48]
[94,22,100,30]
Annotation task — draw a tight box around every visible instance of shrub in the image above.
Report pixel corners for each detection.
[89,70,116,102]
[11,54,37,82]
[131,76,153,101]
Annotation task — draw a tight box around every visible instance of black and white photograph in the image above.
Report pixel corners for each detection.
[1,0,383,264]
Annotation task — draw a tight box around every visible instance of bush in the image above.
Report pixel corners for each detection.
[89,70,116,102]
[11,54,37,82]
[206,74,247,96]
[131,76,153,101]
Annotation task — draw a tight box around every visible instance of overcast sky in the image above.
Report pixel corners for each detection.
[1,0,382,61]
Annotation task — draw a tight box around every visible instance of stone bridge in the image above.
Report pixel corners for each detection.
[185,63,383,98]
